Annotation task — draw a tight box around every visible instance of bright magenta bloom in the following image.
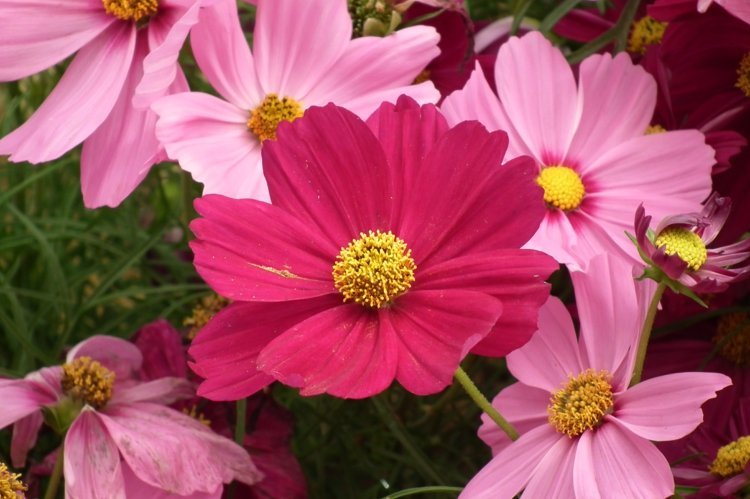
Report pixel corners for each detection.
[441,32,714,269]
[152,0,440,200]
[0,336,260,498]
[462,255,731,498]
[188,97,557,400]
[0,0,202,208]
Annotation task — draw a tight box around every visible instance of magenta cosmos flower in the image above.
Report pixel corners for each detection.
[461,254,731,498]
[152,0,440,201]
[441,31,714,269]
[0,0,202,208]
[0,336,260,498]
[635,193,750,293]
[188,97,557,400]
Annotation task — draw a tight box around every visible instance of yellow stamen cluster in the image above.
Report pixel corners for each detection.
[247,94,304,142]
[645,124,667,134]
[0,462,26,499]
[102,0,158,22]
[736,52,750,98]
[184,294,230,340]
[709,435,750,478]
[548,369,614,437]
[182,405,211,427]
[61,357,115,409]
[413,69,432,85]
[713,312,750,366]
[333,230,416,309]
[536,166,585,211]
[627,16,668,55]
[654,227,707,271]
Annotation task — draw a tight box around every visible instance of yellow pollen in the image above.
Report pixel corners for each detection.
[627,16,668,55]
[332,230,416,309]
[736,52,750,98]
[654,227,707,271]
[0,462,26,499]
[182,405,212,426]
[61,357,115,409]
[710,435,750,478]
[184,294,230,340]
[413,69,432,85]
[548,369,614,437]
[536,166,585,211]
[102,0,158,22]
[713,312,750,366]
[247,94,304,142]
[646,124,667,134]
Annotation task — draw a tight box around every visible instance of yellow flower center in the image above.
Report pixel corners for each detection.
[646,124,667,134]
[182,405,212,427]
[654,227,707,271]
[548,369,614,437]
[61,357,115,410]
[247,94,304,142]
[0,462,26,499]
[710,435,750,478]
[413,69,432,85]
[536,166,585,211]
[102,0,158,22]
[736,52,750,98]
[713,312,750,366]
[627,16,668,55]
[332,230,416,309]
[184,294,230,340]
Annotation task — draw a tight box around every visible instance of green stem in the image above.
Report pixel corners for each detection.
[567,0,641,63]
[44,444,64,499]
[454,366,519,441]
[539,0,581,34]
[630,282,666,386]
[380,486,463,498]
[234,398,247,445]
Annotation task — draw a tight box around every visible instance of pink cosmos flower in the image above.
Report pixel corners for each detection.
[152,0,440,201]
[461,254,731,498]
[440,31,714,269]
[0,0,203,208]
[188,97,557,400]
[634,193,750,293]
[0,336,260,498]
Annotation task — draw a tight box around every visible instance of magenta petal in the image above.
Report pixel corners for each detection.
[613,372,732,441]
[67,335,143,381]
[0,380,49,429]
[190,195,338,301]
[0,22,135,163]
[11,412,42,468]
[133,319,188,380]
[523,436,576,498]
[479,382,550,455]
[64,410,125,499]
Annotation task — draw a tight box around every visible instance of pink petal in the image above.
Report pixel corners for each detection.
[133,319,188,380]
[189,0,261,108]
[331,82,440,121]
[67,335,143,381]
[99,403,261,493]
[122,462,222,499]
[612,372,732,441]
[0,380,50,429]
[0,0,113,81]
[190,195,338,301]
[152,92,267,200]
[189,297,339,400]
[479,382,550,455]
[64,410,125,499]
[523,436,576,499]
[573,419,674,499]
[566,52,656,165]
[718,0,750,24]
[252,0,350,97]
[460,424,562,499]
[0,22,136,163]
[11,411,43,467]
[507,297,583,392]
[111,377,194,406]
[494,32,578,164]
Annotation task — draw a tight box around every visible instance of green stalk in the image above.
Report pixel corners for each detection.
[630,282,666,386]
[454,366,519,441]
[235,398,247,445]
[44,444,64,499]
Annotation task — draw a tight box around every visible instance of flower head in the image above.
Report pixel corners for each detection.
[0,461,26,499]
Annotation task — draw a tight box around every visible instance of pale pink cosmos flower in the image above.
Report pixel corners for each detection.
[441,31,714,269]
[0,0,204,208]
[461,254,731,498]
[152,0,440,200]
[0,336,260,498]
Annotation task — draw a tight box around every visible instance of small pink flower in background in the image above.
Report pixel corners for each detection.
[152,0,440,201]
[634,193,750,293]
[461,254,731,498]
[0,336,260,498]
[188,97,557,400]
[441,31,714,269]
[0,0,204,208]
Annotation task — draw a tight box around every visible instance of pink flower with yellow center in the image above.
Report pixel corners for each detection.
[152,0,441,201]
[441,31,714,269]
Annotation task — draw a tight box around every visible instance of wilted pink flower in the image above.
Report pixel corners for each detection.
[0,0,203,208]
[441,31,714,269]
[0,336,260,497]
[188,97,556,400]
[152,0,440,200]
[462,254,731,498]
[634,193,750,293]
